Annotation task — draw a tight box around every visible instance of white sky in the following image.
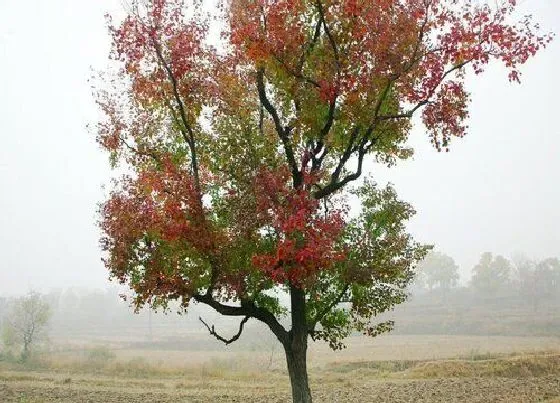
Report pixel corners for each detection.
[0,1,558,295]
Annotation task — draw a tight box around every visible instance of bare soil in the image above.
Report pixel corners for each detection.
[1,366,559,402]
[2,335,559,402]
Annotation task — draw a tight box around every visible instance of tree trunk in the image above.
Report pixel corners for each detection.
[285,285,312,403]
[21,340,30,362]
[284,340,312,403]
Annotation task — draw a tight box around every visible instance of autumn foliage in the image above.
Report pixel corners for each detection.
[94,1,550,401]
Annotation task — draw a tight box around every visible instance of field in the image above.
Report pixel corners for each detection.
[1,334,560,402]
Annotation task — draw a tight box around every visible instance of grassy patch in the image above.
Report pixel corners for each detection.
[408,353,560,378]
[326,359,419,374]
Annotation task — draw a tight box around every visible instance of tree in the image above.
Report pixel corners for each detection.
[94,1,549,401]
[535,258,560,297]
[2,291,52,361]
[514,256,560,311]
[0,296,7,322]
[470,252,511,296]
[415,251,459,291]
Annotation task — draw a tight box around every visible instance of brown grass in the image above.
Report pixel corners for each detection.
[1,335,559,402]
[407,353,560,379]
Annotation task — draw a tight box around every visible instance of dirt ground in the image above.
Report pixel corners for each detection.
[1,369,559,402]
[103,334,560,369]
[2,335,560,402]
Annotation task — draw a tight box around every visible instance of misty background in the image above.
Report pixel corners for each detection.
[0,0,558,298]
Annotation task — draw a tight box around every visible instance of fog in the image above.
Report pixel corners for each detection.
[0,0,558,295]
[1,259,559,353]
[0,3,559,402]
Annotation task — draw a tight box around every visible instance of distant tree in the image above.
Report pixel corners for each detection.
[0,296,10,354]
[512,254,533,283]
[0,297,7,322]
[515,256,560,311]
[512,255,539,310]
[535,258,560,295]
[2,291,52,361]
[470,252,511,295]
[415,251,459,291]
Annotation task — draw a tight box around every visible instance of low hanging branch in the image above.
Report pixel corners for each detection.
[199,316,250,346]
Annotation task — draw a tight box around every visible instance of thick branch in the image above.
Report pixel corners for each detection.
[320,99,337,141]
[256,68,300,185]
[193,293,288,344]
[199,316,249,345]
[332,126,360,181]
[314,140,369,198]
[256,69,286,140]
[309,97,337,173]
[313,126,360,199]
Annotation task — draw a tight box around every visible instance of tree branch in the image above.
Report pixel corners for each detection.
[314,137,371,198]
[312,96,337,171]
[193,293,288,344]
[256,69,286,140]
[377,60,471,122]
[310,284,349,331]
[313,126,361,199]
[316,0,341,72]
[272,54,321,88]
[152,38,202,196]
[119,135,160,164]
[298,17,322,72]
[256,68,300,185]
[315,56,470,200]
[199,315,249,345]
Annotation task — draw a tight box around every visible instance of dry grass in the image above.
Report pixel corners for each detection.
[1,335,559,402]
[45,333,560,369]
[407,353,560,379]
[1,362,559,403]
[308,334,560,366]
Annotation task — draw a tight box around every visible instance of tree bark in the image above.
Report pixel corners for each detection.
[284,285,312,403]
[284,339,312,403]
[21,339,30,362]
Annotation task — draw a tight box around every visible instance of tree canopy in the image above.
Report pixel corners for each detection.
[94,1,550,401]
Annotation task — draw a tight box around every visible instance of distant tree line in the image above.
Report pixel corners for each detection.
[1,253,558,355]
[413,250,560,309]
[0,287,224,351]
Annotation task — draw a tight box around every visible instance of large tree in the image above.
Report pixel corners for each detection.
[95,1,549,401]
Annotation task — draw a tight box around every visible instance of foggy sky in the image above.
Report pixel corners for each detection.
[0,1,558,295]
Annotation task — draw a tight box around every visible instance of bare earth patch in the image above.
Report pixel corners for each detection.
[0,375,559,402]
[1,354,559,402]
